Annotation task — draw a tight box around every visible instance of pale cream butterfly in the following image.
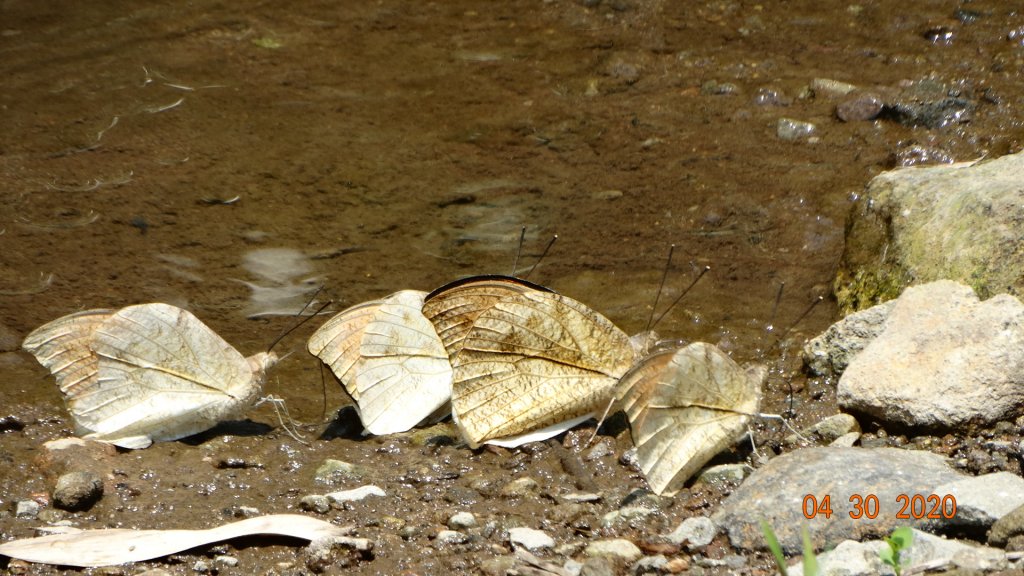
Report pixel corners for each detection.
[22,303,276,449]
[614,341,766,496]
[306,289,452,435]
[422,275,644,448]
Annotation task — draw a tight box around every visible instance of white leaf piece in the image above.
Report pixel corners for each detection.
[616,342,765,496]
[307,290,452,435]
[23,303,275,449]
[0,514,354,567]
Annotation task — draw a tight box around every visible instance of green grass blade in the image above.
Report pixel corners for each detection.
[801,524,819,576]
[759,520,788,576]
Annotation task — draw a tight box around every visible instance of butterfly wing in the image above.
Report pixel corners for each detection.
[23,309,115,423]
[422,275,553,360]
[306,297,384,403]
[451,290,637,447]
[618,342,764,496]
[78,303,263,448]
[350,290,453,435]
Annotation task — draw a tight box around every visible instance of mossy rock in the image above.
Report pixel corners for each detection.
[835,152,1024,315]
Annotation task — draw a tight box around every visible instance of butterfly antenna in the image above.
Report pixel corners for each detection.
[585,396,618,447]
[644,244,675,334]
[512,226,527,277]
[767,281,785,333]
[523,234,557,281]
[318,362,329,423]
[650,265,710,331]
[266,299,333,354]
[769,295,823,352]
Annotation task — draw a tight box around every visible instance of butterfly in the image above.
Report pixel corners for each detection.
[422,275,643,448]
[22,303,276,449]
[615,341,765,496]
[306,289,452,435]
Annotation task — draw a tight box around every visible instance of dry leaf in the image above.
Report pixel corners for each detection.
[617,342,765,496]
[0,514,351,567]
[22,303,275,449]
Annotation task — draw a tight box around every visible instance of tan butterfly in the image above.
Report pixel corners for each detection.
[22,303,276,449]
[423,275,642,448]
[306,289,452,435]
[615,341,765,496]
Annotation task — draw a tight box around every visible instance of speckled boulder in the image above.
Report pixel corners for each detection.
[835,150,1024,314]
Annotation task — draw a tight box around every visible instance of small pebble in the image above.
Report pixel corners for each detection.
[214,555,239,567]
[326,485,386,503]
[836,92,884,122]
[15,500,40,518]
[830,431,862,447]
[697,463,750,484]
[500,477,539,497]
[226,505,260,518]
[508,526,555,550]
[584,440,614,461]
[632,555,668,574]
[53,471,103,511]
[666,516,718,549]
[754,87,790,106]
[776,118,817,141]
[561,492,602,503]
[0,414,25,432]
[701,80,740,96]
[314,459,364,484]
[809,78,857,98]
[585,539,643,562]
[619,448,639,469]
[299,494,331,514]
[435,529,468,545]
[191,560,210,573]
[448,511,477,529]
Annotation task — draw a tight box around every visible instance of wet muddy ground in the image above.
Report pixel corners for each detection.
[2,0,1024,574]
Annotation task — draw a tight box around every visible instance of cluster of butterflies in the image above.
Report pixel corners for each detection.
[23,274,765,496]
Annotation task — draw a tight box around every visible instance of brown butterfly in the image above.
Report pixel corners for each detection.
[423,275,643,448]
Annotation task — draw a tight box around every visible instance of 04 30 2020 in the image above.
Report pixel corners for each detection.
[801,493,957,520]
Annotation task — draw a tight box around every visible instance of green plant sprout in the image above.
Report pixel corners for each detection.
[760,520,820,576]
[879,526,913,575]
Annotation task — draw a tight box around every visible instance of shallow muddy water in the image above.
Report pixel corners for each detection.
[2,0,1023,574]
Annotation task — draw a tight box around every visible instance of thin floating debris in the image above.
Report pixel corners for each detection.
[145,97,184,114]
[95,116,119,141]
[17,211,100,229]
[308,246,370,259]
[45,171,133,192]
[199,195,241,205]
[0,272,53,296]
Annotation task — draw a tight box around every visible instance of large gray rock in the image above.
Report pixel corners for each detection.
[834,150,1024,314]
[713,447,964,554]
[924,472,1024,531]
[802,300,895,377]
[837,281,1024,429]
